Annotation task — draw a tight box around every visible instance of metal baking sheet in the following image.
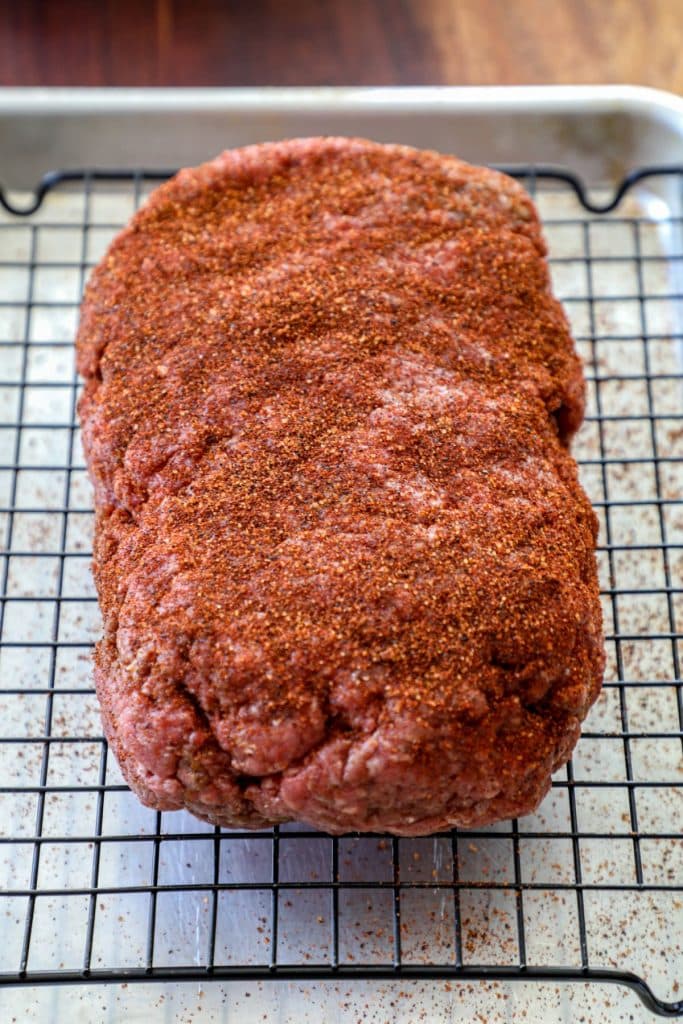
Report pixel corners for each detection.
[0,87,681,1022]
[1,85,683,192]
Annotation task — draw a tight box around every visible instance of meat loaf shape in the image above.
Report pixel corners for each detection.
[77,138,605,835]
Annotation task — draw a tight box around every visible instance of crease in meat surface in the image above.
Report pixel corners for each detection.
[76,137,605,835]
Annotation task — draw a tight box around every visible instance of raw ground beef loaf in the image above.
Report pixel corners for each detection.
[76,137,605,835]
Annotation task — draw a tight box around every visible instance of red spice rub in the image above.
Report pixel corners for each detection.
[77,137,604,834]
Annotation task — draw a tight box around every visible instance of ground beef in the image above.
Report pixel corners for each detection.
[76,137,605,835]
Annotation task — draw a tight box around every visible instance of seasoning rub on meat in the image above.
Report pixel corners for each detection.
[77,138,605,835]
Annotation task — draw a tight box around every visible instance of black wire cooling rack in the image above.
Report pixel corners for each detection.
[0,166,681,1018]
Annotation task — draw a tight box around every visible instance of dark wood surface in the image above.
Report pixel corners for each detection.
[2,0,683,91]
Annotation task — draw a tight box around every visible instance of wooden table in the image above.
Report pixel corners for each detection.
[2,0,683,92]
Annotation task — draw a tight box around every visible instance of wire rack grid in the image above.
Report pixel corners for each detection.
[0,166,681,1019]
